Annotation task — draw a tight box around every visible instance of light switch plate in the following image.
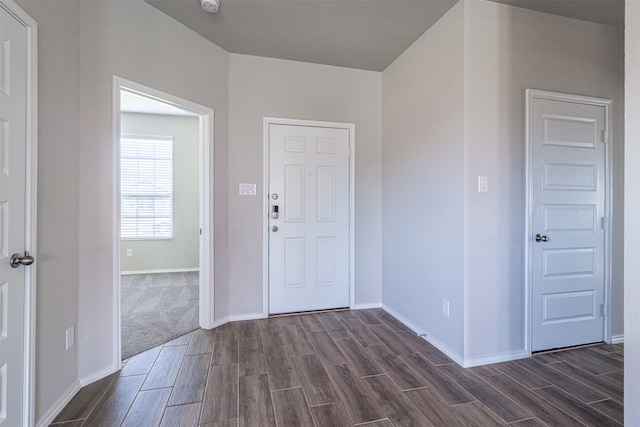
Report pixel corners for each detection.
[478,176,488,193]
[239,183,257,196]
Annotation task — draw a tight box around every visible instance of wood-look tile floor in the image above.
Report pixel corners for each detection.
[50,309,624,426]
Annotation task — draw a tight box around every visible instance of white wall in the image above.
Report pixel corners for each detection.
[227,54,383,317]
[120,113,200,273]
[463,0,624,362]
[76,0,229,380]
[625,1,640,424]
[381,3,465,357]
[15,0,81,420]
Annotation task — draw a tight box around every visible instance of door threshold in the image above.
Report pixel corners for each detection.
[532,341,604,355]
[269,307,350,318]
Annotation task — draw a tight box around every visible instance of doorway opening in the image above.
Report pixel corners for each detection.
[113,77,214,362]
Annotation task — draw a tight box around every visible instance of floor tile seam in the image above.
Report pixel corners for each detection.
[66,374,120,425]
[529,384,609,422]
[561,359,619,377]
[588,399,625,423]
[166,351,212,409]
[515,362,599,399]
[455,399,514,426]
[353,417,390,426]
[467,368,540,421]
[49,417,87,425]
[545,362,621,400]
[201,357,238,424]
[448,375,532,425]
[495,365,551,391]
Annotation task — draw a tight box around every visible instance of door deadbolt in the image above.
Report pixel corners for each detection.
[272,226,279,232]
[272,193,278,200]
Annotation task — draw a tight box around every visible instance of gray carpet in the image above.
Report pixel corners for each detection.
[121,272,199,359]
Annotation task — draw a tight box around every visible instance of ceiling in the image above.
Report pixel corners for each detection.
[145,0,624,72]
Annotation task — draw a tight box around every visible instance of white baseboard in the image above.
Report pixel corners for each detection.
[462,350,529,368]
[121,268,199,275]
[80,364,120,387]
[380,304,530,368]
[612,334,624,344]
[212,313,267,329]
[381,304,465,367]
[36,379,81,427]
[351,303,382,310]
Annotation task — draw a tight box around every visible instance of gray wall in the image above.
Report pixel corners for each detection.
[463,0,624,362]
[76,0,229,383]
[228,54,383,317]
[381,0,624,364]
[16,0,81,420]
[625,1,640,424]
[382,3,465,357]
[13,0,630,421]
[120,113,200,273]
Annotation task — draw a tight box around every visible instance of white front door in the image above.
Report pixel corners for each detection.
[0,2,35,425]
[529,91,609,352]
[267,123,351,314]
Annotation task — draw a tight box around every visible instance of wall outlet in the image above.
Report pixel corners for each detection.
[441,299,450,317]
[126,249,133,257]
[65,325,75,350]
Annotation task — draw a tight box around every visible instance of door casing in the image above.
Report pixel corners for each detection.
[262,117,355,315]
[112,76,215,368]
[524,89,613,355]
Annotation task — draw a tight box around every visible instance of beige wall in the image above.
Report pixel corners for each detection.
[463,0,624,362]
[625,0,640,424]
[382,3,466,357]
[227,54,383,317]
[120,113,200,273]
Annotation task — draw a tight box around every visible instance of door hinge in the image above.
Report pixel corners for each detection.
[200,228,203,235]
[601,130,609,144]
[602,216,609,230]
[602,302,609,316]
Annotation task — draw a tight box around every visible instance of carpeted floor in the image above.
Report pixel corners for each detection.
[121,272,199,359]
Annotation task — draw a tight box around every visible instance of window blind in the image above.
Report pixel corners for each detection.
[120,136,173,240]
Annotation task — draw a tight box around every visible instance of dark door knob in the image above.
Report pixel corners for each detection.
[535,234,549,242]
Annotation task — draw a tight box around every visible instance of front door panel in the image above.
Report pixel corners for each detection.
[268,124,350,314]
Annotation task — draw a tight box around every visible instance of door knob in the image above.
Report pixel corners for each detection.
[10,251,35,268]
[535,234,549,242]
[272,226,279,232]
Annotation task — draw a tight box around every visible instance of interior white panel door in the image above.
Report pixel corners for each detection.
[0,4,30,425]
[268,124,350,314]
[531,97,607,352]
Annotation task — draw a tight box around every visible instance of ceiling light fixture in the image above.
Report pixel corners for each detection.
[201,0,220,13]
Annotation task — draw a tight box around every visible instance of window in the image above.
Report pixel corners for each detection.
[120,135,173,240]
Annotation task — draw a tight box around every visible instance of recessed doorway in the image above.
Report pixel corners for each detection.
[113,77,215,361]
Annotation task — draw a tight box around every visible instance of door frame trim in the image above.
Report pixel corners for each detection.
[524,89,613,355]
[0,1,38,424]
[112,76,215,367]
[262,117,356,315]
